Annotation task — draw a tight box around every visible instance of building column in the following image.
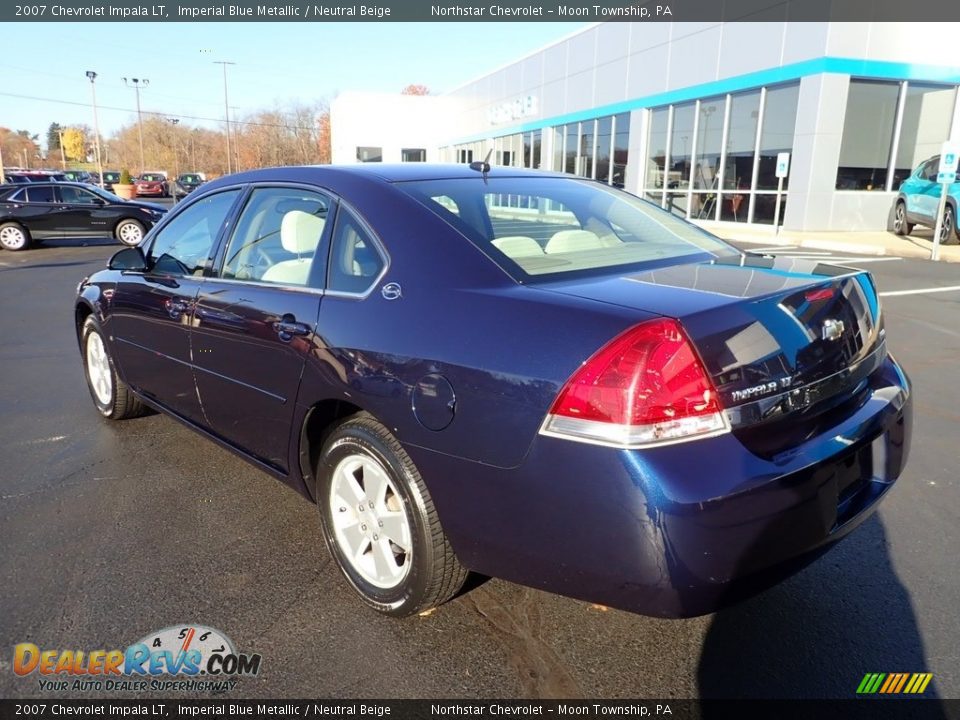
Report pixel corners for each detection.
[783,73,850,231]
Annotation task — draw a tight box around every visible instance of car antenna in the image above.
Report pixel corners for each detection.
[469,149,493,181]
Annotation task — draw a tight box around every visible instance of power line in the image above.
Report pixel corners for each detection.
[0,90,324,132]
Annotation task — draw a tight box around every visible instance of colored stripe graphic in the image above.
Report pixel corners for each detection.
[857,672,933,694]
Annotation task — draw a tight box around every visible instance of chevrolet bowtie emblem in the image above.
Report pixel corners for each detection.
[822,318,845,341]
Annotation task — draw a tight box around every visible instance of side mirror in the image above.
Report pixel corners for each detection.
[92,198,106,206]
[108,247,147,272]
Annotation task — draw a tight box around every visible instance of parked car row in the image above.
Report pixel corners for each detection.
[0,181,167,251]
[1,169,207,198]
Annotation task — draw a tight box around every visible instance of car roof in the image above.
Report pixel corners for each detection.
[201,163,568,194]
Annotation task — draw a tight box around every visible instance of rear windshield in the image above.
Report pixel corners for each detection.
[395,177,737,281]
[141,174,165,182]
[179,174,201,183]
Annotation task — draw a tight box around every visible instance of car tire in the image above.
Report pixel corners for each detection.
[0,222,31,251]
[316,412,467,617]
[892,201,914,236]
[942,205,959,245]
[115,219,145,247]
[80,315,147,420]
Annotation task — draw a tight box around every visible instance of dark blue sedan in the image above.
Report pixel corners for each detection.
[74,164,912,618]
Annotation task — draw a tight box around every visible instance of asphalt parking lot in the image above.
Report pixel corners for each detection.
[1,236,958,701]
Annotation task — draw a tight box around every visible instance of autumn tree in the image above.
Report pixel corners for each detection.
[0,127,40,168]
[61,128,87,162]
[401,84,430,96]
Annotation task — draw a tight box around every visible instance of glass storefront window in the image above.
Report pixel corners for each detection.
[553,127,564,172]
[579,120,595,178]
[757,83,799,190]
[644,108,669,192]
[596,116,612,183]
[565,125,577,174]
[669,102,695,194]
[532,130,542,170]
[892,83,957,187]
[722,90,760,192]
[613,112,630,188]
[694,97,724,192]
[836,80,900,190]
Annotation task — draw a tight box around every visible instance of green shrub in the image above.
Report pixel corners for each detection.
[118,169,132,184]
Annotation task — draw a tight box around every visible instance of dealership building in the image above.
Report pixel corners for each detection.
[330,22,960,231]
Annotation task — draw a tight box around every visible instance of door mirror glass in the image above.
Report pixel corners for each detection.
[108,247,147,272]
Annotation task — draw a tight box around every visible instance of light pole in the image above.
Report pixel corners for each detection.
[167,117,180,203]
[57,128,66,170]
[85,71,105,187]
[122,77,149,174]
[214,61,236,174]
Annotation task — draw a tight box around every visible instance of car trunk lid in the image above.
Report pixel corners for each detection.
[537,254,884,441]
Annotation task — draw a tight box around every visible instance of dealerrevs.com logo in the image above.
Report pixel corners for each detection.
[13,625,261,693]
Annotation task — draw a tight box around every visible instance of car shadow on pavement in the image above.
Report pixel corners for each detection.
[697,516,945,710]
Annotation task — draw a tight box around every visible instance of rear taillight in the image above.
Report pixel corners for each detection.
[540,318,728,448]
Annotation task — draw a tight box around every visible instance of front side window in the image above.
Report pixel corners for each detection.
[219,187,330,287]
[147,190,240,276]
[398,177,736,281]
[920,158,939,181]
[59,186,99,204]
[327,207,386,294]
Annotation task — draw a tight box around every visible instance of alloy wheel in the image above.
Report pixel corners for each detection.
[941,208,954,243]
[85,331,113,406]
[328,453,412,589]
[0,225,27,250]
[894,204,905,233]
[118,222,143,245]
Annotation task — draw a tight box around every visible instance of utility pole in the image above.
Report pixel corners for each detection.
[167,117,180,203]
[86,71,105,186]
[57,129,66,169]
[214,61,236,174]
[122,77,149,174]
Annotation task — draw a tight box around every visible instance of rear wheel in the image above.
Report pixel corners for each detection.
[115,219,145,247]
[941,205,959,245]
[0,222,30,251]
[316,412,467,617]
[81,316,147,420]
[892,201,913,236]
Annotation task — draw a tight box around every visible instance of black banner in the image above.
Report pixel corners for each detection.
[3,0,960,23]
[0,699,958,720]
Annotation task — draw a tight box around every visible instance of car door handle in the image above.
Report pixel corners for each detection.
[273,316,311,340]
[164,299,193,319]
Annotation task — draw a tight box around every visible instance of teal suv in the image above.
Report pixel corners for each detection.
[893,155,960,244]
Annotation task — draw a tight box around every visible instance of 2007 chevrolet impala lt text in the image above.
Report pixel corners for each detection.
[74,164,912,618]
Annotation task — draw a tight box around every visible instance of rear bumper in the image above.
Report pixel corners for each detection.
[411,355,912,617]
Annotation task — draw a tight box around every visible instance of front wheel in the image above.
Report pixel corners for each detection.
[0,222,30,251]
[81,316,147,420]
[940,205,959,245]
[115,219,145,247]
[316,413,467,617]
[892,201,913,236]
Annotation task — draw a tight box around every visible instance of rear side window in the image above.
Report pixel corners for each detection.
[219,187,330,288]
[26,186,55,203]
[327,207,386,295]
[397,177,736,280]
[148,190,240,276]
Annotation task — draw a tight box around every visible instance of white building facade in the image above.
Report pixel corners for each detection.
[331,22,960,231]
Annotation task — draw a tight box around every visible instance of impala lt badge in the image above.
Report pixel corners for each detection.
[822,318,845,341]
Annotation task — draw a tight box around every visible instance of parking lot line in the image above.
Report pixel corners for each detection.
[879,285,960,297]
